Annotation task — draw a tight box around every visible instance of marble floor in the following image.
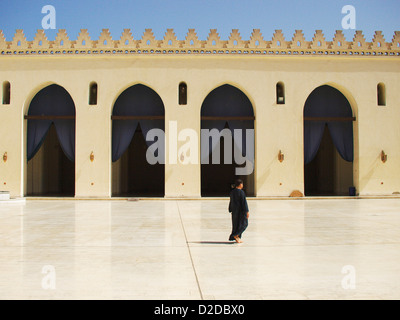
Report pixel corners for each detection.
[0,198,399,300]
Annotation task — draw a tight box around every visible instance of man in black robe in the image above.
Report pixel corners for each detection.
[228,179,249,243]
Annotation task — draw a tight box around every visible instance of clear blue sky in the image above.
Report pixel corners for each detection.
[0,0,399,42]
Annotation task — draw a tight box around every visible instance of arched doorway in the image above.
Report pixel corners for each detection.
[111,84,165,197]
[201,84,255,196]
[26,84,75,196]
[304,85,355,196]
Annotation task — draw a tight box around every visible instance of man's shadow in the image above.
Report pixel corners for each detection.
[188,241,236,245]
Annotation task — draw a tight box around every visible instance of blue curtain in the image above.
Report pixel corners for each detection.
[327,121,354,162]
[200,120,227,164]
[201,85,254,164]
[304,121,326,164]
[228,120,254,161]
[140,119,164,148]
[54,119,75,162]
[27,120,52,161]
[27,84,76,161]
[112,120,138,162]
[112,84,165,162]
[304,85,354,164]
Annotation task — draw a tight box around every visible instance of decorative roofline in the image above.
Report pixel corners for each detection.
[1,29,399,57]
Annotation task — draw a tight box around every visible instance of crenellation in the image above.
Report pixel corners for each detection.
[290,30,310,50]
[249,29,267,49]
[351,30,369,50]
[97,29,115,49]
[0,30,7,50]
[32,29,50,49]
[330,30,350,50]
[53,29,72,49]
[74,29,92,49]
[162,29,180,48]
[140,29,158,49]
[182,29,202,49]
[227,29,246,49]
[118,29,136,48]
[371,31,390,51]
[311,30,329,50]
[205,29,225,48]
[270,30,289,49]
[0,28,399,56]
[11,29,29,50]
[391,31,400,51]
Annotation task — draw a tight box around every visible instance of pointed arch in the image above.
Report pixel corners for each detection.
[303,84,356,196]
[111,84,165,197]
[25,84,76,196]
[201,84,255,196]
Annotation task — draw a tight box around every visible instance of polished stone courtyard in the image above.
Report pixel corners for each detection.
[0,198,399,300]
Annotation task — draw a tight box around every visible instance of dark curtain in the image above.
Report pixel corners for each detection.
[140,119,164,148]
[112,120,139,162]
[27,120,52,161]
[54,119,75,162]
[201,84,254,117]
[304,85,354,164]
[304,121,326,164]
[200,120,227,164]
[228,120,254,161]
[27,84,76,161]
[201,85,254,164]
[327,121,354,162]
[112,84,165,162]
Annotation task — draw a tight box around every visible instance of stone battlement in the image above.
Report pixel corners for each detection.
[1,29,399,57]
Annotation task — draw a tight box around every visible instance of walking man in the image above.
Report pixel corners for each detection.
[228,179,249,243]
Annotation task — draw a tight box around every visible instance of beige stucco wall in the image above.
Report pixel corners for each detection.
[0,53,399,198]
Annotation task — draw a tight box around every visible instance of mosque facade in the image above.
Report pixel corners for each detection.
[0,28,399,198]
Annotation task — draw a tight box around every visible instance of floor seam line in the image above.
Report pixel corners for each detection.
[176,201,204,300]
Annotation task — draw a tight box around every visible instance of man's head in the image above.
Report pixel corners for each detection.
[235,179,243,189]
